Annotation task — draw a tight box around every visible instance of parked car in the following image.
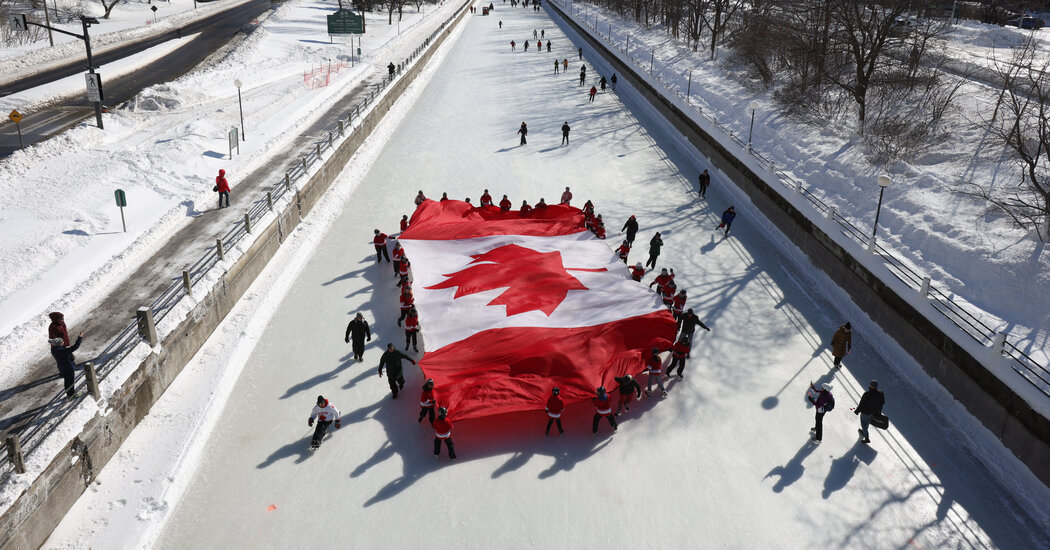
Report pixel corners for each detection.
[1006,16,1045,29]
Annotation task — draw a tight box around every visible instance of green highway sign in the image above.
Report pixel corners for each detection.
[114,189,126,207]
[327,10,364,35]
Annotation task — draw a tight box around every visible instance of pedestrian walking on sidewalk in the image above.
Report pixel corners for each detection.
[561,122,570,145]
[214,169,230,209]
[517,121,528,145]
[50,332,84,398]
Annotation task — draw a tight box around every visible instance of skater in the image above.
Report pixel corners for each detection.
[660,279,677,308]
[537,40,542,51]
[500,194,512,213]
[520,200,533,216]
[373,229,391,263]
[397,286,414,326]
[591,387,617,434]
[214,169,230,209]
[433,407,457,459]
[48,311,71,347]
[855,380,885,444]
[578,46,582,59]
[554,58,560,73]
[414,190,427,206]
[378,343,416,399]
[524,41,529,52]
[510,40,516,51]
[560,186,572,205]
[499,20,502,28]
[546,40,551,52]
[668,335,691,378]
[541,29,544,38]
[831,322,852,368]
[562,58,568,71]
[610,73,617,90]
[392,241,405,276]
[678,308,711,340]
[630,262,645,281]
[643,347,667,397]
[808,382,835,442]
[616,240,631,264]
[614,374,642,415]
[588,86,597,102]
[480,189,493,207]
[344,312,372,362]
[717,206,736,236]
[308,395,341,449]
[672,290,687,322]
[517,121,528,145]
[545,387,565,435]
[404,306,420,352]
[649,266,675,295]
[599,75,607,91]
[561,121,570,145]
[621,214,638,245]
[400,214,410,232]
[698,169,711,198]
[418,378,436,424]
[50,332,83,398]
[645,232,663,268]
[533,29,538,39]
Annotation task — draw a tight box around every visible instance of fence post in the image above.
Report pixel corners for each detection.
[5,435,25,474]
[991,333,1006,356]
[919,276,930,298]
[338,120,344,135]
[302,157,308,174]
[244,213,252,234]
[650,50,654,73]
[136,307,158,347]
[182,269,192,295]
[267,191,274,211]
[84,362,101,401]
[284,173,291,191]
[216,238,225,262]
[316,143,321,159]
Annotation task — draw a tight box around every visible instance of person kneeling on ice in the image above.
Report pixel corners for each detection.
[308,395,341,450]
[433,407,457,460]
[592,386,617,435]
[418,378,436,425]
[379,343,416,398]
[545,387,565,435]
[614,374,642,415]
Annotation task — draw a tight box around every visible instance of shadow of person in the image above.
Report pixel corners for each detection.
[822,440,878,499]
[342,368,377,390]
[764,439,820,493]
[256,434,319,468]
[699,234,719,255]
[280,358,356,400]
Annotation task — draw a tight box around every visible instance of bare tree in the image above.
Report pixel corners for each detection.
[703,0,743,60]
[970,36,1050,241]
[99,0,120,19]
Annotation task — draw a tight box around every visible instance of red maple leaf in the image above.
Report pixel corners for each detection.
[425,244,604,316]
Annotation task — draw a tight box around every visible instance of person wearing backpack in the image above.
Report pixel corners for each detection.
[808,382,834,442]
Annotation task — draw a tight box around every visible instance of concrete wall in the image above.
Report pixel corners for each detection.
[0,5,470,548]
[549,4,1050,486]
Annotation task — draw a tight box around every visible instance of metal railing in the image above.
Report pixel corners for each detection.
[553,1,1050,399]
[0,1,471,489]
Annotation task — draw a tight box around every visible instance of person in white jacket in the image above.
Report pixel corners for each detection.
[308,395,341,449]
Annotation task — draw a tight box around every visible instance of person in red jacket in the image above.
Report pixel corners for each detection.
[630,262,645,282]
[595,221,606,240]
[588,85,598,102]
[672,290,687,322]
[545,387,565,435]
[643,347,667,397]
[215,169,231,209]
[584,211,596,232]
[520,200,532,216]
[660,279,677,307]
[400,215,410,232]
[499,195,512,213]
[391,241,406,276]
[397,287,414,326]
[668,335,692,378]
[616,240,631,264]
[433,407,457,459]
[560,186,572,205]
[404,307,421,352]
[373,229,391,263]
[480,189,493,207]
[418,378,436,424]
[592,386,617,435]
[649,267,675,294]
[396,257,411,281]
[535,198,547,210]
[48,312,70,347]
[582,199,594,215]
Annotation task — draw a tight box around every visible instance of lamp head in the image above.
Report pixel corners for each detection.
[749,100,760,111]
[878,175,892,188]
[234,79,242,88]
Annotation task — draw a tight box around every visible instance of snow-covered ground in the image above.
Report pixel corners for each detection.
[559,3,1050,371]
[0,0,454,391]
[45,6,1050,548]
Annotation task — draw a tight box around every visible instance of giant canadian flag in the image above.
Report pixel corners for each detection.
[398,200,677,420]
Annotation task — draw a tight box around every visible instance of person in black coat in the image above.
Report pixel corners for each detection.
[344,313,371,362]
[855,380,886,444]
[50,332,84,398]
[378,343,416,398]
[678,308,711,339]
[645,232,663,268]
[698,169,711,198]
[614,374,642,415]
[621,215,638,246]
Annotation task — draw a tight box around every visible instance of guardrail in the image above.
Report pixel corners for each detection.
[552,1,1050,400]
[0,3,468,489]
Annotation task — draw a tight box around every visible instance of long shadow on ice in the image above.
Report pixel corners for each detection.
[764,439,820,493]
[822,440,877,499]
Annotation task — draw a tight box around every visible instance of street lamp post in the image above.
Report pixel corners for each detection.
[234,79,245,141]
[871,175,892,247]
[747,100,759,147]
